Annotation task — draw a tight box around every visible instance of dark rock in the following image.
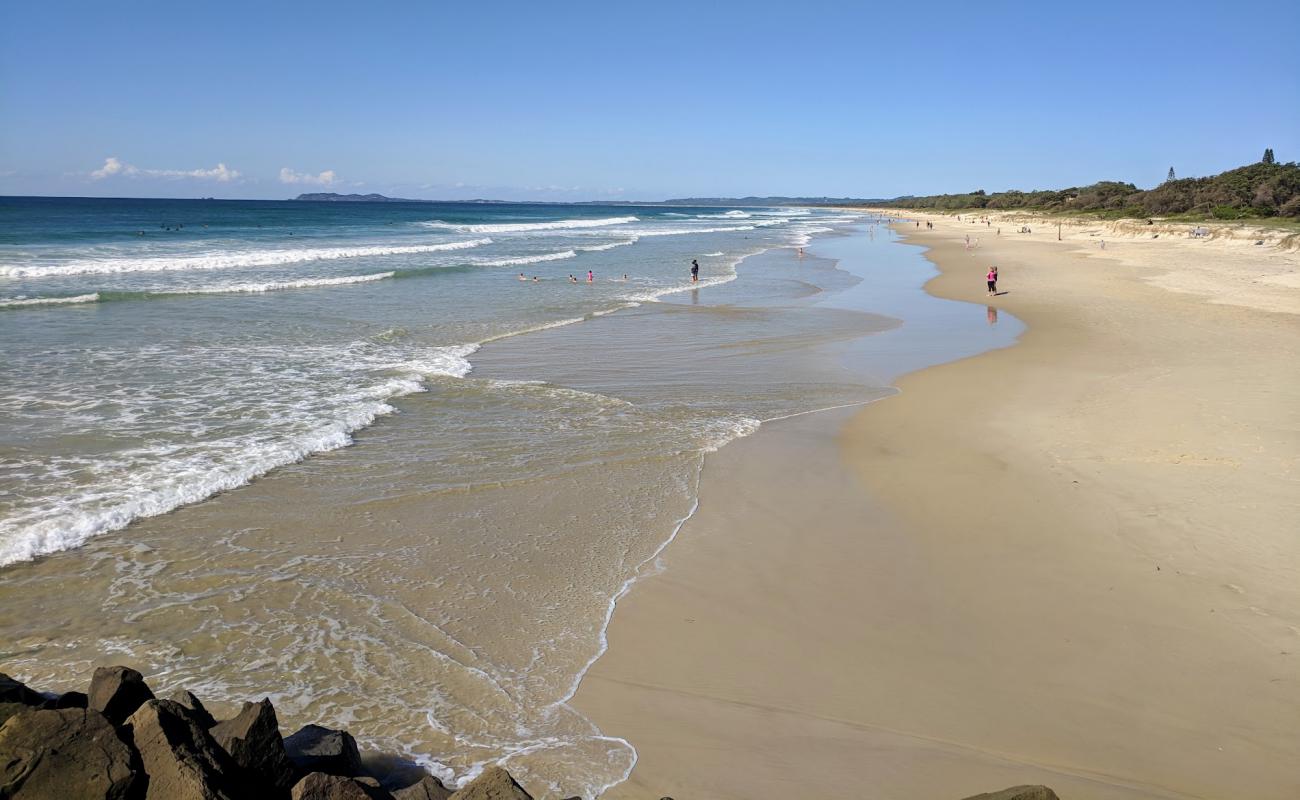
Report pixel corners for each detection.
[210,698,298,793]
[125,699,243,800]
[0,674,44,707]
[962,787,1061,800]
[391,773,453,800]
[169,690,217,729]
[89,666,156,726]
[54,691,89,709]
[284,724,363,777]
[0,706,140,799]
[447,766,532,800]
[291,771,392,800]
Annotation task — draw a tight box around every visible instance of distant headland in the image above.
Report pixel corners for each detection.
[292,192,425,203]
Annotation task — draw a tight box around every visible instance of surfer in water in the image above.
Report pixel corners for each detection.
[690,259,699,282]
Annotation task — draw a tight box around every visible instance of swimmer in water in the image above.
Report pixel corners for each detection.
[532,276,540,282]
[518,273,527,281]
[569,274,578,283]
[587,270,594,283]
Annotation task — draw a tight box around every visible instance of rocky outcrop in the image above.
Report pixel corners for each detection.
[89,666,156,726]
[962,787,1061,800]
[0,707,140,799]
[169,690,218,729]
[292,771,392,799]
[0,674,45,708]
[0,667,557,800]
[125,699,245,800]
[285,724,364,777]
[211,698,298,793]
[447,766,533,800]
[391,774,453,800]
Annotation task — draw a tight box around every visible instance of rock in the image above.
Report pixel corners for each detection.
[210,698,297,793]
[0,706,140,799]
[169,690,218,729]
[447,766,532,800]
[291,771,392,800]
[89,665,156,726]
[284,724,363,777]
[53,691,89,709]
[0,703,32,727]
[391,774,453,800]
[126,699,244,800]
[0,674,45,708]
[962,787,1060,800]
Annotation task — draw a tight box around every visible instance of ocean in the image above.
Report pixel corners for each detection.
[0,197,1009,797]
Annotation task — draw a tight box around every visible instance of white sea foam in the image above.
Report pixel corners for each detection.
[0,342,476,567]
[479,250,578,267]
[0,292,101,308]
[579,239,638,252]
[701,252,724,257]
[421,216,637,234]
[160,272,396,295]
[623,225,755,237]
[0,239,492,278]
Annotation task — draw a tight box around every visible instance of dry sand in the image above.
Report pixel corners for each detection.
[572,214,1300,799]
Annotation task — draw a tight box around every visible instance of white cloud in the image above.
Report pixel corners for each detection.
[279,167,338,186]
[89,156,239,182]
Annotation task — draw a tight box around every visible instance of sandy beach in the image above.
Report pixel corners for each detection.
[573,216,1300,799]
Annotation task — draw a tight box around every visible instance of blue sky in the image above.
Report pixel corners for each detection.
[2,0,1297,201]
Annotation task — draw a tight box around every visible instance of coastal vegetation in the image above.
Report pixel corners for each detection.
[874,157,1300,220]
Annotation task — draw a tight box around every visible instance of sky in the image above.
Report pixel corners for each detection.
[2,0,1298,201]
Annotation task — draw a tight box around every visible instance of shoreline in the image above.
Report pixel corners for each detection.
[573,215,1299,797]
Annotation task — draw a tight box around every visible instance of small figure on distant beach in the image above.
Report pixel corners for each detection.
[797,247,804,258]
[987,266,998,295]
[690,259,699,282]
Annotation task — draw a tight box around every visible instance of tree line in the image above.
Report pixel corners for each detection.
[871,155,1300,220]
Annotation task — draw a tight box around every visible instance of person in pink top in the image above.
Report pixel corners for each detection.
[986,266,998,295]
[587,270,594,283]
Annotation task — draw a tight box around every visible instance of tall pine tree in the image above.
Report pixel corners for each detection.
[1263,148,1275,164]
[1167,166,1176,182]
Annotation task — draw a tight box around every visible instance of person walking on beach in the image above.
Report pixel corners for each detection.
[987,266,998,295]
[690,259,699,282]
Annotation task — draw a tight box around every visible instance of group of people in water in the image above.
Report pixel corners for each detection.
[515,258,704,285]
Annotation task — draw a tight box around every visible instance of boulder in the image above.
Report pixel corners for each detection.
[447,766,532,800]
[0,707,140,799]
[0,674,45,708]
[291,771,392,800]
[284,724,363,777]
[53,691,89,709]
[962,787,1060,800]
[125,699,244,800]
[169,690,217,729]
[89,665,156,726]
[391,773,453,800]
[210,698,298,793]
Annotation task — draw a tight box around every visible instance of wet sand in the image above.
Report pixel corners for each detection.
[573,218,1300,798]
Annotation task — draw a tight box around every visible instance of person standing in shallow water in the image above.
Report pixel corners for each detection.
[690,259,699,282]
